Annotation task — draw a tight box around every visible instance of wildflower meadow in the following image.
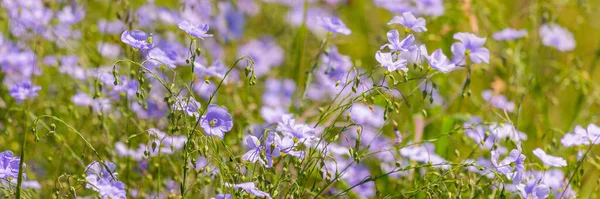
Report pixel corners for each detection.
[1,0,600,198]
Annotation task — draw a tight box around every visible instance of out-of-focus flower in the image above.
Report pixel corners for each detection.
[215,2,246,41]
[262,78,295,108]
[382,30,416,52]
[276,114,315,139]
[97,42,121,59]
[451,32,490,65]
[237,37,284,77]
[226,182,272,199]
[57,3,85,25]
[399,142,450,169]
[97,19,125,34]
[561,124,600,147]
[172,97,202,118]
[9,81,41,102]
[516,178,550,199]
[539,24,575,52]
[491,148,525,184]
[201,104,233,139]
[375,51,408,72]
[388,12,427,32]
[426,49,457,73]
[178,20,213,39]
[414,0,445,17]
[317,16,351,35]
[532,148,567,167]
[211,194,232,199]
[120,30,153,50]
[350,103,385,128]
[85,161,126,199]
[0,151,23,180]
[492,28,527,41]
[242,135,264,165]
[481,90,515,112]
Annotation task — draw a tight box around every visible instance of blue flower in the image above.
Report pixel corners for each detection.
[317,16,351,35]
[426,49,457,73]
[242,135,264,165]
[451,32,490,65]
[97,19,125,35]
[85,161,126,199]
[0,151,23,180]
[414,0,445,17]
[120,30,153,50]
[539,24,576,52]
[491,148,525,184]
[532,148,567,167]
[276,114,315,139]
[492,28,527,41]
[211,194,232,199]
[226,182,272,199]
[516,179,550,199]
[215,2,246,41]
[172,97,202,118]
[200,104,233,139]
[561,124,600,147]
[56,3,85,25]
[9,81,41,102]
[237,37,284,77]
[388,12,427,32]
[481,90,515,112]
[178,20,213,39]
[382,30,417,52]
[375,50,408,72]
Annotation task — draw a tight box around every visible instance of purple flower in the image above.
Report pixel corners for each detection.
[226,182,272,199]
[414,0,445,17]
[516,179,551,199]
[373,0,412,14]
[539,24,576,52]
[178,20,213,39]
[237,37,284,77]
[262,78,295,108]
[195,60,228,79]
[491,148,525,184]
[0,151,23,180]
[399,142,450,169]
[426,49,457,73]
[383,31,417,53]
[561,124,600,147]
[215,2,246,41]
[97,19,125,34]
[9,81,41,102]
[451,32,490,65]
[56,3,85,25]
[492,28,527,41]
[120,30,153,50]
[481,90,515,112]
[349,103,385,128]
[71,92,112,113]
[200,104,233,139]
[97,42,121,59]
[146,47,178,69]
[172,97,202,118]
[375,51,408,72]
[85,161,126,199]
[276,114,316,139]
[317,16,351,35]
[242,135,264,165]
[532,148,567,167]
[388,12,427,32]
[211,194,232,199]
